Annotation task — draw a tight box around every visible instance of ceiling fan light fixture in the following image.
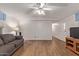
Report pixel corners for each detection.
[34,9,45,15]
[33,3,49,15]
[40,10,45,15]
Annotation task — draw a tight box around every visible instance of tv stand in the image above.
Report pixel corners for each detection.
[66,37,79,54]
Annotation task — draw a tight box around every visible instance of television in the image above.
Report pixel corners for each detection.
[70,27,79,39]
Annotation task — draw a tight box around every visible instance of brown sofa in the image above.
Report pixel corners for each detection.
[0,34,24,56]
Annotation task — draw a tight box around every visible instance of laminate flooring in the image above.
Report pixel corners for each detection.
[13,37,77,56]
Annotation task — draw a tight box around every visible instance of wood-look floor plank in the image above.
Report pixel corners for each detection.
[13,37,77,56]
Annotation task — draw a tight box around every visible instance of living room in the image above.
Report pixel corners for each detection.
[0,3,79,56]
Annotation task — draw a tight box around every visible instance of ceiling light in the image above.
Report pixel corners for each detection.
[34,9,45,15]
[40,10,45,15]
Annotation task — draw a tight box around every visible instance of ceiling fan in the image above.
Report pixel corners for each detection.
[29,3,52,15]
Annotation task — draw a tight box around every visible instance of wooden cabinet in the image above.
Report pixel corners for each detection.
[66,37,79,54]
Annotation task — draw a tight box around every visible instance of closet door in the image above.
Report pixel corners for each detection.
[32,22,39,40]
[22,21,52,40]
[33,21,52,40]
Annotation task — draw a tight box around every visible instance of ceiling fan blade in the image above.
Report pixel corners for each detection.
[28,7,39,9]
[39,3,45,8]
[43,8,52,10]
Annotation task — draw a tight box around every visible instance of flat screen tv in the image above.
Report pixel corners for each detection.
[70,27,79,39]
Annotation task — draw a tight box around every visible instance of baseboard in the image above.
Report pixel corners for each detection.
[52,36,66,43]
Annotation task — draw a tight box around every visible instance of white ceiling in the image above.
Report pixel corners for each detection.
[0,3,79,22]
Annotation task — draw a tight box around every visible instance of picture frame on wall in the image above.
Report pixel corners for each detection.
[75,12,79,21]
[0,11,6,21]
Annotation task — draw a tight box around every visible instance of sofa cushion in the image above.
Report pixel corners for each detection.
[9,39,23,47]
[0,38,4,46]
[1,34,15,44]
[0,44,15,56]
[15,36,23,40]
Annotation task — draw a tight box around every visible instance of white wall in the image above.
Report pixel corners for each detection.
[52,15,79,42]
[2,15,20,34]
[3,13,79,41]
[2,14,52,40]
[2,13,79,41]
[21,21,52,40]
[52,22,65,41]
